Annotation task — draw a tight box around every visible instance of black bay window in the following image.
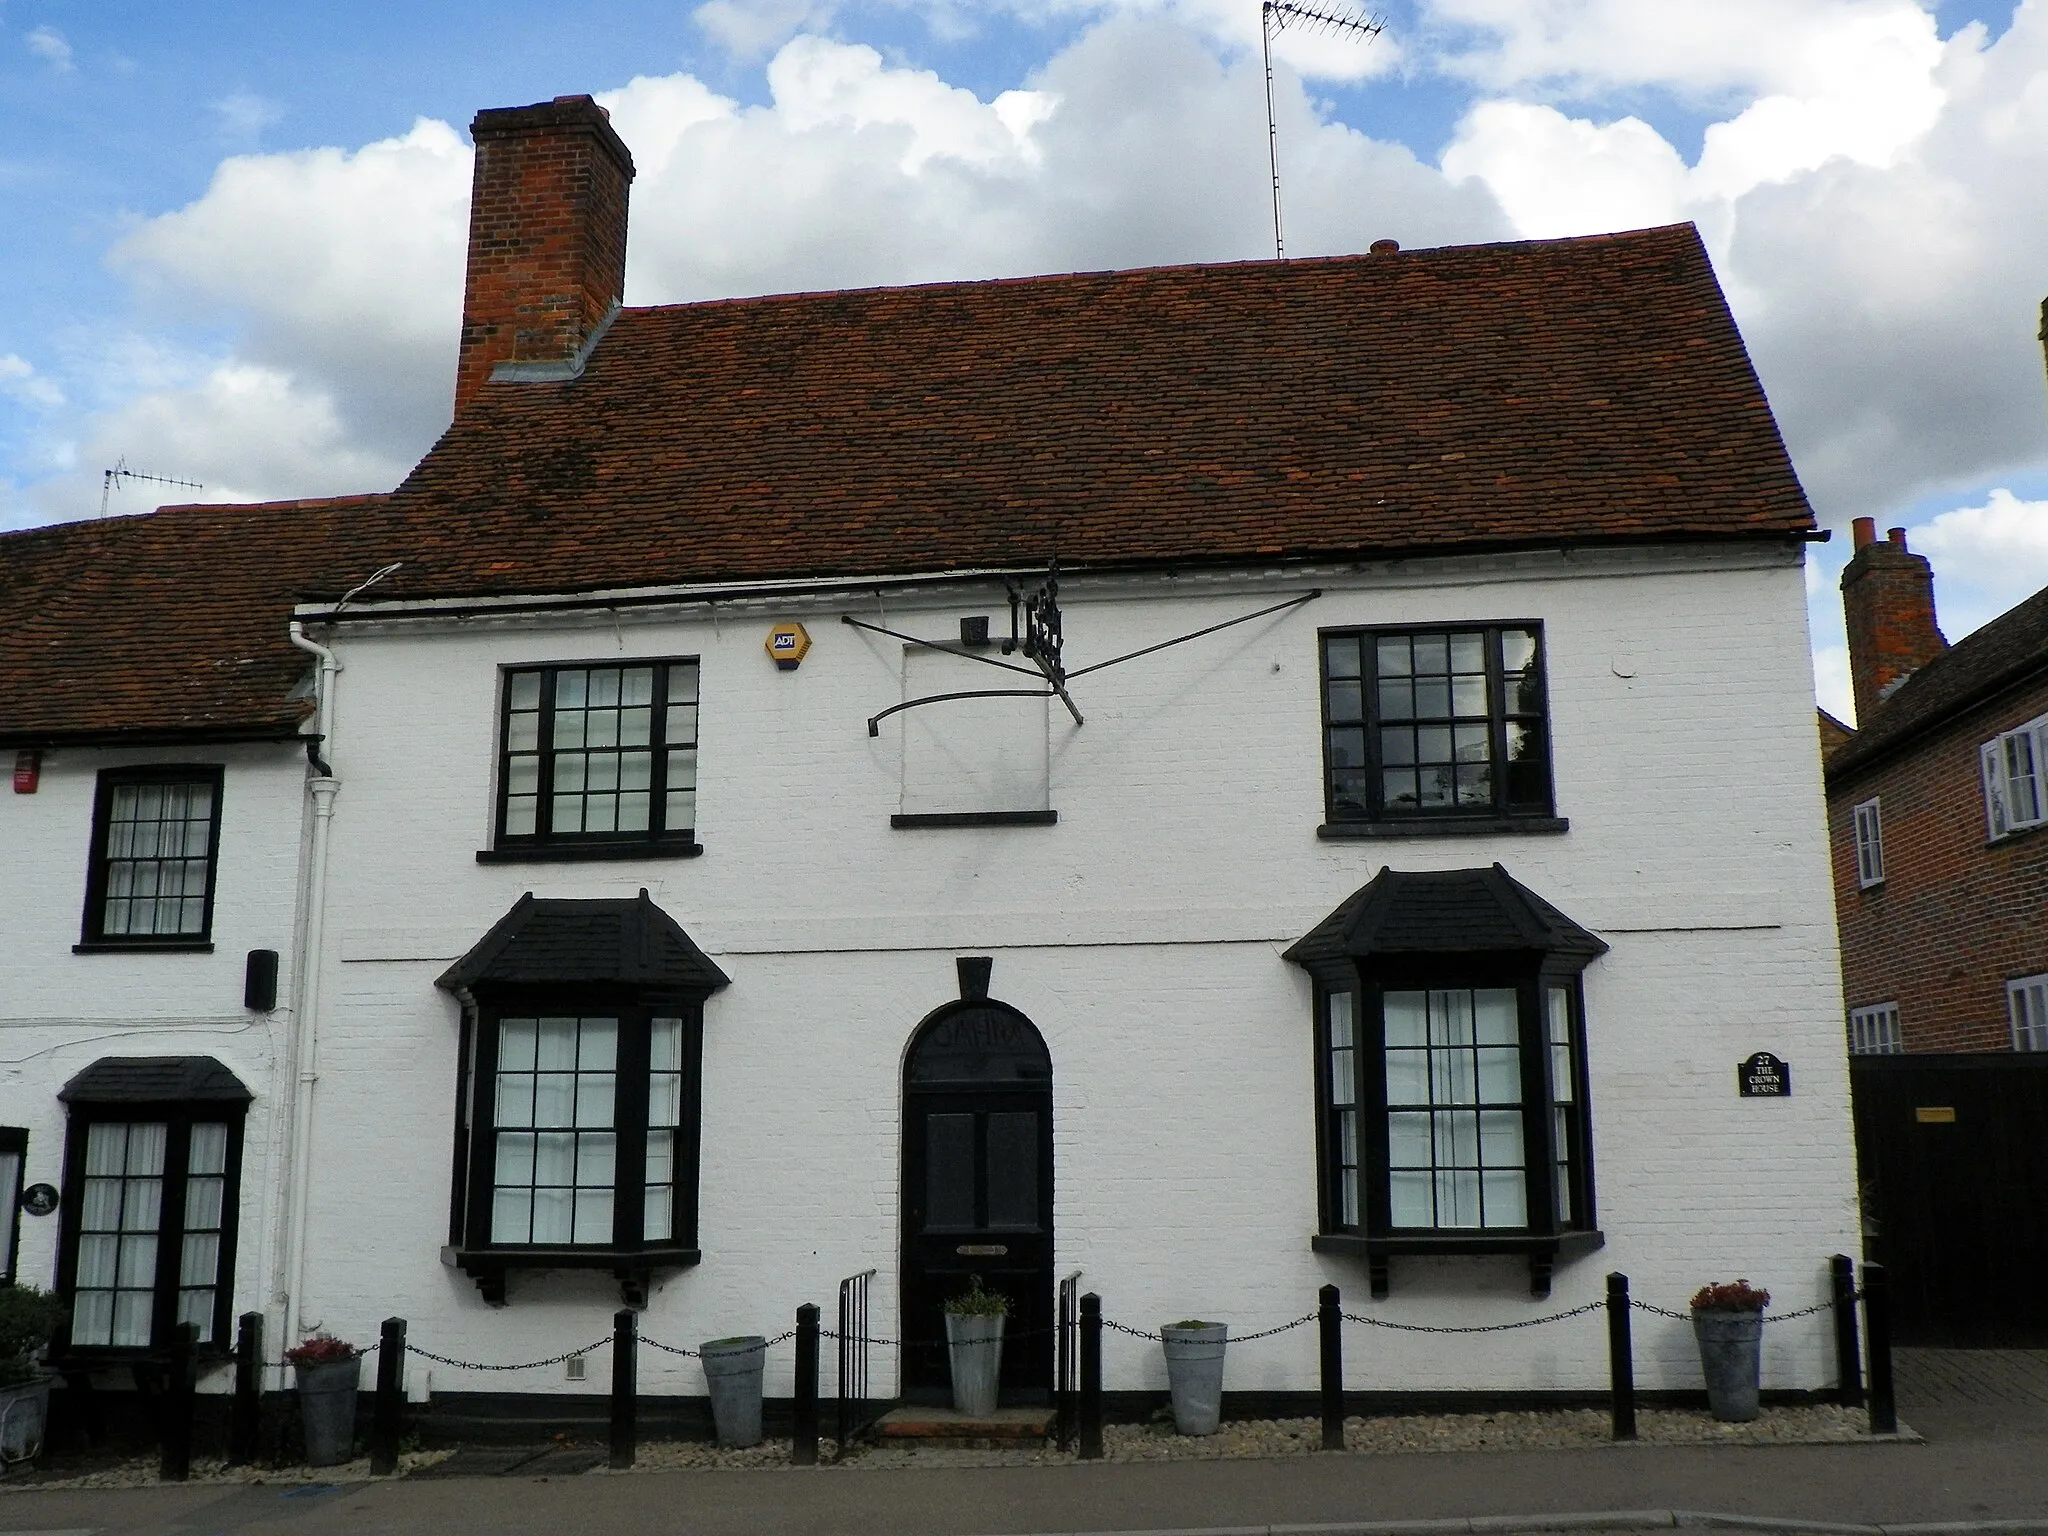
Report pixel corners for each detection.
[53,1057,250,1355]
[1286,866,1604,1298]
[486,659,701,861]
[437,892,728,1305]
[1320,624,1563,836]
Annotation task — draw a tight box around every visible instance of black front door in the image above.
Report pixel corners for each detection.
[900,1002,1054,1404]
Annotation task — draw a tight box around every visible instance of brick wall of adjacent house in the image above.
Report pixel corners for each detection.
[1829,672,2048,1051]
[454,96,635,413]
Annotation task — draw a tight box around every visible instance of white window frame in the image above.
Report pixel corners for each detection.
[2009,975,2048,1052]
[1983,713,2048,841]
[1853,797,1885,887]
[1848,1002,1903,1056]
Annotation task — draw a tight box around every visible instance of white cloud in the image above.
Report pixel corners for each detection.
[1907,487,2048,636]
[1440,102,1688,238]
[0,355,63,410]
[109,116,471,454]
[26,25,73,72]
[1813,642,1854,724]
[79,360,413,513]
[614,21,1501,304]
[1423,0,1942,106]
[211,91,285,141]
[694,0,839,58]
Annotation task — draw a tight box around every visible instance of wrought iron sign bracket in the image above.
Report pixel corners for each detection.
[845,571,1320,737]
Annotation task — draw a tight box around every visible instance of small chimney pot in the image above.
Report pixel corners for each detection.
[1887,527,1908,549]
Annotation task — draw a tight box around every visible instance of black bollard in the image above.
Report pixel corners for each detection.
[160,1322,198,1481]
[371,1317,406,1475]
[1079,1292,1103,1461]
[1318,1284,1344,1451]
[609,1308,637,1470]
[792,1303,821,1466]
[1830,1255,1864,1408]
[1864,1262,1896,1434]
[1606,1273,1636,1442]
[228,1312,264,1466]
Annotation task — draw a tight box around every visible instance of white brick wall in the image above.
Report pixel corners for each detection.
[3,541,1858,1401]
[0,740,308,1343]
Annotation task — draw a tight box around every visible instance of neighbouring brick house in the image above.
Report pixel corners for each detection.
[1,94,1860,1427]
[1826,517,2048,1053]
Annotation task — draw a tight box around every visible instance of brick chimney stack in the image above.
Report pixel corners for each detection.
[455,96,636,414]
[1841,514,1948,724]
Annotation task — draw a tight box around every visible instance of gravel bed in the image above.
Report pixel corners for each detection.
[3,1408,1900,1487]
[0,1448,452,1491]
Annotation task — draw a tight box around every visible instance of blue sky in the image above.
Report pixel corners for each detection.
[5,0,2048,719]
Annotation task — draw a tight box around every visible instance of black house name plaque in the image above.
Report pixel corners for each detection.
[1739,1052,1790,1098]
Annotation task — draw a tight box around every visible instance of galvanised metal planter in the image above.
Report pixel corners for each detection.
[944,1312,1005,1418]
[0,1376,52,1473]
[294,1356,362,1466]
[699,1336,768,1448]
[1160,1323,1228,1436]
[1692,1307,1764,1423]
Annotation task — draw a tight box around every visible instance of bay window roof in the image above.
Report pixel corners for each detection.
[436,889,729,995]
[1285,865,1608,970]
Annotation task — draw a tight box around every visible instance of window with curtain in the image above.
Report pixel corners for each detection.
[58,1105,244,1354]
[79,766,224,948]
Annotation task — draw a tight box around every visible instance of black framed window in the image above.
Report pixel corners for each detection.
[1321,625,1551,825]
[56,1108,244,1354]
[1287,867,1604,1296]
[454,995,703,1263]
[0,1127,24,1284]
[493,661,700,854]
[1317,973,1593,1241]
[79,766,224,948]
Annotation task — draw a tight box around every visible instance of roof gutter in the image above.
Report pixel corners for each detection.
[295,531,1820,627]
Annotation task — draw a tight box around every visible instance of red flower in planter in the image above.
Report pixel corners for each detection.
[285,1332,359,1366]
[1690,1280,1771,1312]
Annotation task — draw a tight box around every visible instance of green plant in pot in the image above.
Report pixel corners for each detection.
[0,1285,65,1472]
[1690,1280,1770,1423]
[1159,1318,1228,1435]
[286,1332,363,1467]
[943,1277,1008,1418]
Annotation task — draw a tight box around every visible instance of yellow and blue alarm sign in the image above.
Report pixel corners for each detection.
[766,621,812,670]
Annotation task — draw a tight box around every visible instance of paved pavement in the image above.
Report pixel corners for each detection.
[3,1352,2046,1536]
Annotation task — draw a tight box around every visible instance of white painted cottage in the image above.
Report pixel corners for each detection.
[0,94,1856,1425]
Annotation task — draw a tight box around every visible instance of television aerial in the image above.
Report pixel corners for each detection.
[99,456,204,517]
[1262,0,1384,260]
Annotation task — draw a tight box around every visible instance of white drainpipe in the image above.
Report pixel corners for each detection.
[279,620,341,1376]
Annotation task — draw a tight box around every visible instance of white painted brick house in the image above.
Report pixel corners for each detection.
[0,93,1855,1422]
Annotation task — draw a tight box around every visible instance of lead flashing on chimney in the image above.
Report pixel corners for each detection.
[490,302,622,386]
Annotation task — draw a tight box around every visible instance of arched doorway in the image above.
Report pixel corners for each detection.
[900,995,1054,1406]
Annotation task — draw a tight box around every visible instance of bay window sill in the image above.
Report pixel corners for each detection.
[73,939,215,954]
[475,843,703,864]
[443,1244,702,1307]
[1312,1228,1604,1299]
[1318,817,1569,840]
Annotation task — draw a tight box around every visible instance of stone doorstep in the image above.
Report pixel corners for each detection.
[876,1406,1056,1448]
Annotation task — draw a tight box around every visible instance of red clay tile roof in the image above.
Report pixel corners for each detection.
[364,223,1813,602]
[0,496,392,746]
[2,225,1814,742]
[1826,582,2048,787]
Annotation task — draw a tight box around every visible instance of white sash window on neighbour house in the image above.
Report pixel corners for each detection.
[2009,976,2048,1052]
[1848,1001,1904,1055]
[1852,798,1884,886]
[1982,713,2048,840]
